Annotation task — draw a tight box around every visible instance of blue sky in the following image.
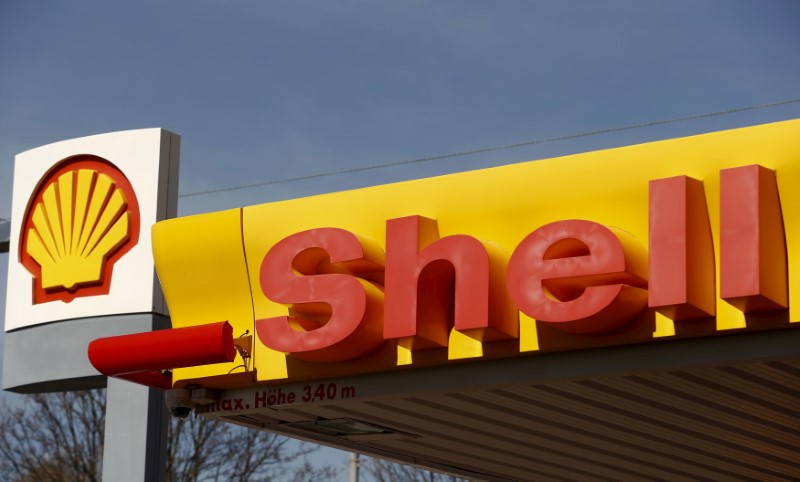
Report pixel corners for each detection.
[2,0,800,475]
[2,0,799,219]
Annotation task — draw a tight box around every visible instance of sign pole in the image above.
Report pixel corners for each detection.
[103,378,168,482]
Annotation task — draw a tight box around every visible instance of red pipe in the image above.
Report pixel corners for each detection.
[88,321,236,390]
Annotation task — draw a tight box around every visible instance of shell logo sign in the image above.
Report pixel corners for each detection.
[87,120,800,392]
[4,129,179,335]
[3,128,179,394]
[20,155,140,304]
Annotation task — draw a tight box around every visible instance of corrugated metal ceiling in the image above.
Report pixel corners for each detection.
[211,357,799,481]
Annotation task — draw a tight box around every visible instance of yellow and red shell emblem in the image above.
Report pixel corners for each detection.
[19,155,140,304]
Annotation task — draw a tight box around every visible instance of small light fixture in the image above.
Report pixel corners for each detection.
[230,330,253,373]
[285,418,418,441]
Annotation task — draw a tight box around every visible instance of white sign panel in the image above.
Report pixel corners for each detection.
[4,129,179,331]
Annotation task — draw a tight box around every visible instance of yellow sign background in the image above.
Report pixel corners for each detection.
[153,120,800,388]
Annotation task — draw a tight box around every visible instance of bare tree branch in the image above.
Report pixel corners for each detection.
[1,389,472,481]
[361,456,471,482]
[0,391,104,482]
[1,390,338,482]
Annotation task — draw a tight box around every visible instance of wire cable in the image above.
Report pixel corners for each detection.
[179,97,800,199]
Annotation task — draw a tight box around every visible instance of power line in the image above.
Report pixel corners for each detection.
[179,97,800,199]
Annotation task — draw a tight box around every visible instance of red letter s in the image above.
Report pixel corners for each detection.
[256,228,384,362]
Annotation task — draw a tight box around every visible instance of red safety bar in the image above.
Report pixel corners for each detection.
[88,321,236,390]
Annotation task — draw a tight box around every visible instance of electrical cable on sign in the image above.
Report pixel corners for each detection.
[179,97,800,199]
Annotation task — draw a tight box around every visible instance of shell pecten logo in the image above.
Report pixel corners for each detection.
[20,155,140,304]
